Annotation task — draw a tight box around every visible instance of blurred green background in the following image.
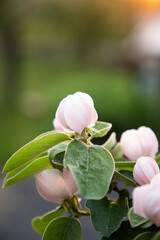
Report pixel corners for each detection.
[0,0,160,167]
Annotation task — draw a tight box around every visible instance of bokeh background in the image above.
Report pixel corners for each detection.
[0,0,160,239]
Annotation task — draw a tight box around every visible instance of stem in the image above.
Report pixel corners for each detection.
[74,211,90,218]
[63,196,90,219]
[113,185,121,194]
[63,200,73,214]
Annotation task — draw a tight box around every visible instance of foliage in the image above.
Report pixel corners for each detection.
[2,120,160,239]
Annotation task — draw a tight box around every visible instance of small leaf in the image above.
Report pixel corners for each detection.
[140,221,153,229]
[42,217,82,240]
[3,131,70,173]
[111,143,123,159]
[133,232,154,240]
[91,121,112,138]
[48,141,68,165]
[32,207,65,234]
[103,132,117,150]
[86,191,129,237]
[113,171,137,187]
[115,161,136,171]
[3,156,51,187]
[64,140,115,199]
[152,231,160,240]
[156,154,160,166]
[128,208,148,228]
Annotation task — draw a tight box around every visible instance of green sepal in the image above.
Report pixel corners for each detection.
[115,161,136,171]
[103,132,117,150]
[90,121,112,138]
[113,171,137,187]
[133,232,155,240]
[111,143,123,159]
[48,141,68,165]
[128,208,148,228]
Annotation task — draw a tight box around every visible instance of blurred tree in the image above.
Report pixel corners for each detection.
[0,0,23,110]
[34,0,132,61]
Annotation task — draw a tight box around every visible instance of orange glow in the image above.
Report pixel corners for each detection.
[135,0,160,9]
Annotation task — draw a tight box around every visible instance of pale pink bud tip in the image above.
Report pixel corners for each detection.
[120,126,159,161]
[133,157,159,185]
[133,173,160,227]
[133,184,152,219]
[144,189,160,227]
[36,168,77,204]
[55,92,98,134]
[53,118,67,132]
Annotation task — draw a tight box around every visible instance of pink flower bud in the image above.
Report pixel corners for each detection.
[151,173,160,188]
[35,168,77,204]
[55,92,98,134]
[143,188,160,227]
[53,118,67,132]
[133,157,159,185]
[120,126,159,161]
[133,173,160,226]
[133,184,152,218]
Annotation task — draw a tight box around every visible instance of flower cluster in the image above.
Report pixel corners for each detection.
[2,91,160,239]
[120,125,160,226]
[37,92,160,226]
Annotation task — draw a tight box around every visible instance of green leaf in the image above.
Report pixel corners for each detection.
[103,132,117,150]
[32,207,65,234]
[42,217,82,240]
[113,171,137,187]
[64,140,115,199]
[3,156,51,187]
[102,221,156,240]
[128,208,148,228]
[133,232,155,240]
[91,121,112,138]
[156,154,160,166]
[3,131,70,173]
[86,191,129,238]
[115,161,136,171]
[152,231,160,240]
[140,221,153,229]
[48,141,68,165]
[111,143,123,159]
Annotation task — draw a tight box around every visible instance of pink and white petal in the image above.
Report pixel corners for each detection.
[87,104,98,128]
[120,130,145,161]
[63,168,78,197]
[36,169,69,204]
[64,95,89,133]
[133,184,152,218]
[74,92,94,107]
[144,189,160,227]
[138,127,159,158]
[53,118,73,133]
[133,162,147,185]
[151,173,160,188]
[55,96,72,130]
[134,157,159,185]
[53,118,65,131]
